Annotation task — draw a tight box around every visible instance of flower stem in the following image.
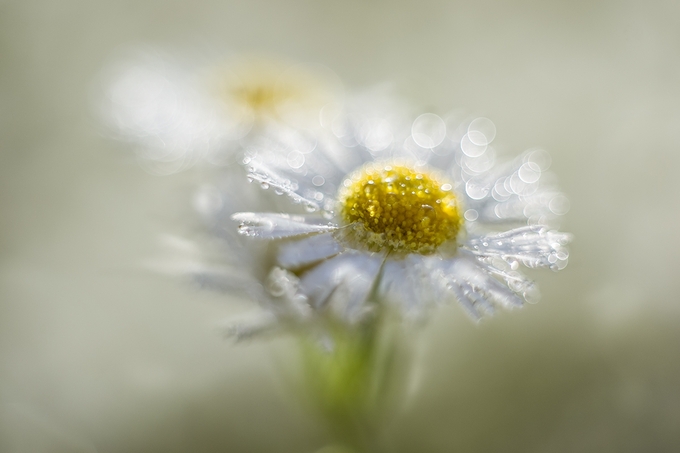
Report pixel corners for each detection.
[299,311,404,452]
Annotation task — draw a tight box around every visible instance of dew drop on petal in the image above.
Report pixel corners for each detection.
[549,195,571,215]
[465,179,490,200]
[286,150,305,169]
[468,117,496,145]
[518,162,542,183]
[461,133,487,157]
[526,148,552,171]
[464,209,479,221]
[412,113,446,149]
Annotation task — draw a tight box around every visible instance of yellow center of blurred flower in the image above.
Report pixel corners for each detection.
[338,164,463,254]
[214,58,335,125]
[231,83,292,116]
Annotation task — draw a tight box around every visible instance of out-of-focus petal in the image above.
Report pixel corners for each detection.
[102,55,249,174]
[299,252,385,323]
[277,233,344,270]
[378,255,436,319]
[459,150,567,227]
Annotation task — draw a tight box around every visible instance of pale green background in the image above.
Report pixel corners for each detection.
[2,0,680,452]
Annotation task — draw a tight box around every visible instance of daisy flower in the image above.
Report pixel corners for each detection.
[99,50,341,174]
[211,56,341,130]
[232,113,572,324]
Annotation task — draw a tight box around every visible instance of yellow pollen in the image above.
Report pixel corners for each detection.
[338,164,463,254]
[231,83,292,115]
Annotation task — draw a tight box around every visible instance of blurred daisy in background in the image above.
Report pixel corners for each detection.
[212,56,341,131]
[233,112,572,325]
[98,50,342,174]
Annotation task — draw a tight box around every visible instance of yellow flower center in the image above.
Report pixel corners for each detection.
[231,84,292,116]
[338,163,463,254]
[214,58,333,124]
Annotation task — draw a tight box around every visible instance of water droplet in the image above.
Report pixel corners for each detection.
[412,113,446,148]
[518,162,541,183]
[464,209,479,221]
[465,180,490,200]
[461,133,487,157]
[526,148,552,171]
[549,195,570,215]
[286,150,305,169]
[468,117,496,144]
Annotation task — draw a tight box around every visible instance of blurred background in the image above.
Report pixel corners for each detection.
[2,0,680,451]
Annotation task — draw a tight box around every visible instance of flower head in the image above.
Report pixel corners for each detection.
[233,112,571,323]
[100,50,340,174]
[212,56,340,128]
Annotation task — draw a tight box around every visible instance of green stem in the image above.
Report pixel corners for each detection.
[299,311,405,452]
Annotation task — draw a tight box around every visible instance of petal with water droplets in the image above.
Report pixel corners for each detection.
[231,212,337,239]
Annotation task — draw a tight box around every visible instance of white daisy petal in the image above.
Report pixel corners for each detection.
[465,225,572,270]
[231,212,337,239]
[432,254,524,320]
[446,279,495,320]
[191,268,267,300]
[473,258,541,304]
[299,252,384,323]
[246,160,324,212]
[460,150,566,225]
[219,312,280,341]
[265,267,313,321]
[378,255,434,319]
[277,233,344,270]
